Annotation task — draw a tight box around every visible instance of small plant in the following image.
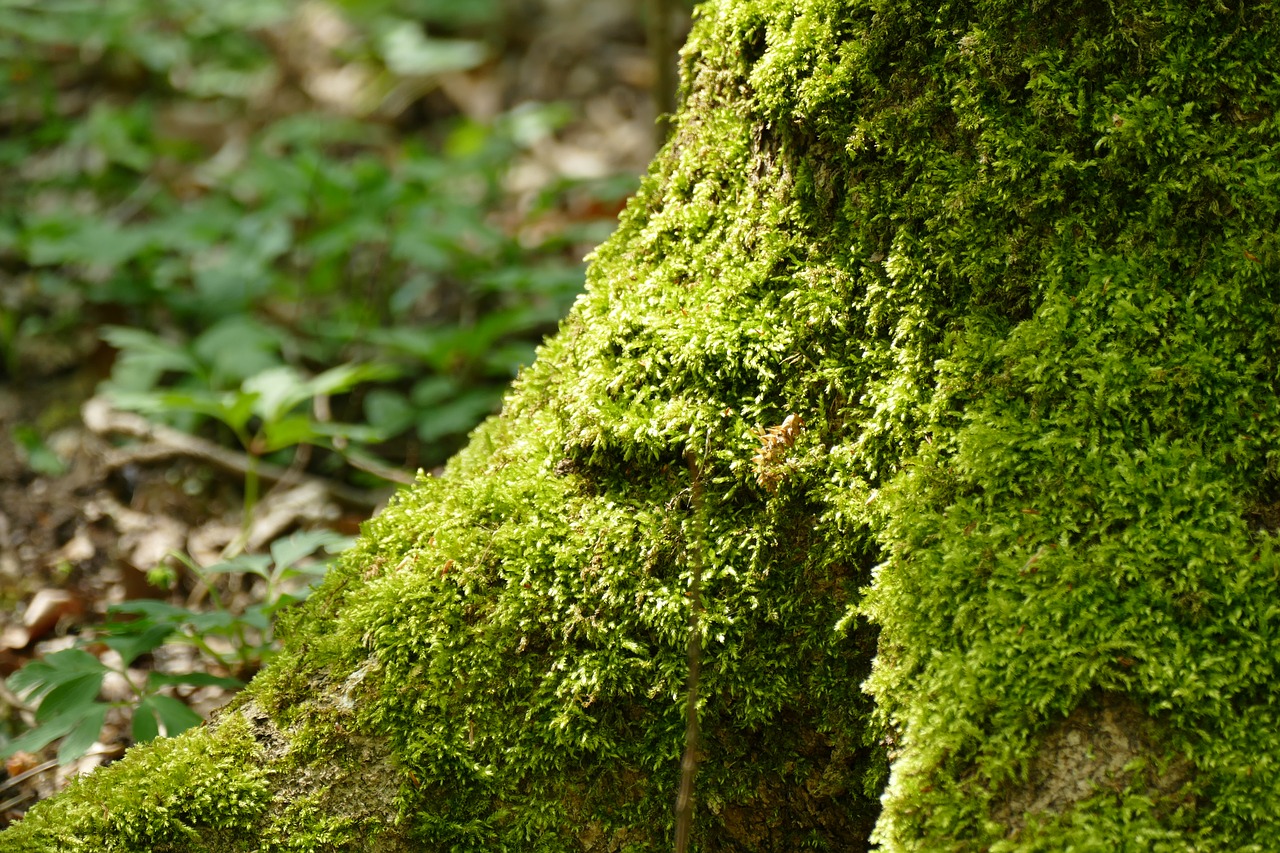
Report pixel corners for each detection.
[128,529,355,674]
[103,324,398,519]
[1,649,235,767]
[1,530,350,764]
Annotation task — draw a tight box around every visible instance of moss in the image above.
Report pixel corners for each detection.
[1,714,270,852]
[6,0,1280,849]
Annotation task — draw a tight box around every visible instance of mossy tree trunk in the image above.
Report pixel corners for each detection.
[6,0,1280,850]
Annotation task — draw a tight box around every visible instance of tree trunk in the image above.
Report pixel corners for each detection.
[6,0,1280,849]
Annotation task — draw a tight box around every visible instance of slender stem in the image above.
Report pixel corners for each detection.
[242,453,260,538]
[186,632,232,669]
[675,448,704,853]
[114,664,145,700]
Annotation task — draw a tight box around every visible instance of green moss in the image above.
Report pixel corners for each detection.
[258,793,359,852]
[1,714,270,852]
[6,0,1280,849]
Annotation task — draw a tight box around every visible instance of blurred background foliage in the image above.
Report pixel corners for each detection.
[1,0,667,474]
[0,0,693,800]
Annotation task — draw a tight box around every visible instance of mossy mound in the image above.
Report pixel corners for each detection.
[5,0,1280,850]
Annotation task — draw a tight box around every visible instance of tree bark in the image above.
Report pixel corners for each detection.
[6,0,1280,850]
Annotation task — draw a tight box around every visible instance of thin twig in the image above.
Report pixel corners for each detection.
[0,744,122,801]
[82,397,398,508]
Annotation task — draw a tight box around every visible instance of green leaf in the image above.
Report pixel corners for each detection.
[148,671,245,691]
[102,623,178,667]
[306,420,388,445]
[106,600,237,637]
[379,23,486,77]
[132,700,160,744]
[191,316,285,387]
[57,704,108,764]
[101,326,200,385]
[307,361,400,398]
[243,365,311,424]
[26,217,149,269]
[237,605,271,633]
[183,610,242,634]
[39,648,108,675]
[410,375,461,407]
[83,102,153,173]
[281,560,341,579]
[108,600,199,624]
[12,425,69,476]
[483,341,539,376]
[203,554,272,579]
[264,591,306,613]
[35,672,104,723]
[363,388,415,436]
[259,413,322,452]
[268,530,351,573]
[8,648,107,701]
[147,695,204,737]
[416,388,502,443]
[0,713,80,759]
[109,389,257,435]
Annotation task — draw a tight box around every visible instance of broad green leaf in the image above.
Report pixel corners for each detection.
[147,695,204,737]
[102,623,178,667]
[237,605,271,633]
[483,341,539,376]
[203,554,272,579]
[190,249,271,309]
[379,23,486,77]
[306,420,387,444]
[416,389,501,443]
[109,389,257,435]
[57,704,108,764]
[264,591,306,614]
[107,601,237,636]
[183,610,242,634]
[26,218,149,268]
[148,671,245,690]
[39,648,109,675]
[243,365,310,424]
[101,326,200,379]
[132,699,160,743]
[108,600,199,623]
[83,102,153,173]
[269,530,351,572]
[35,672,104,723]
[259,413,322,452]
[12,425,69,477]
[410,375,461,407]
[192,316,285,387]
[281,560,341,579]
[363,388,415,436]
[0,713,80,759]
[367,327,457,369]
[8,648,108,700]
[307,361,401,398]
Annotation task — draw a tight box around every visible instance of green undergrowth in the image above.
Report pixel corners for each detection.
[5,0,1280,849]
[1,0,597,472]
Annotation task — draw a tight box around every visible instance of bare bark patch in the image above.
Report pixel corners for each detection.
[995,694,1191,831]
[214,690,414,851]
